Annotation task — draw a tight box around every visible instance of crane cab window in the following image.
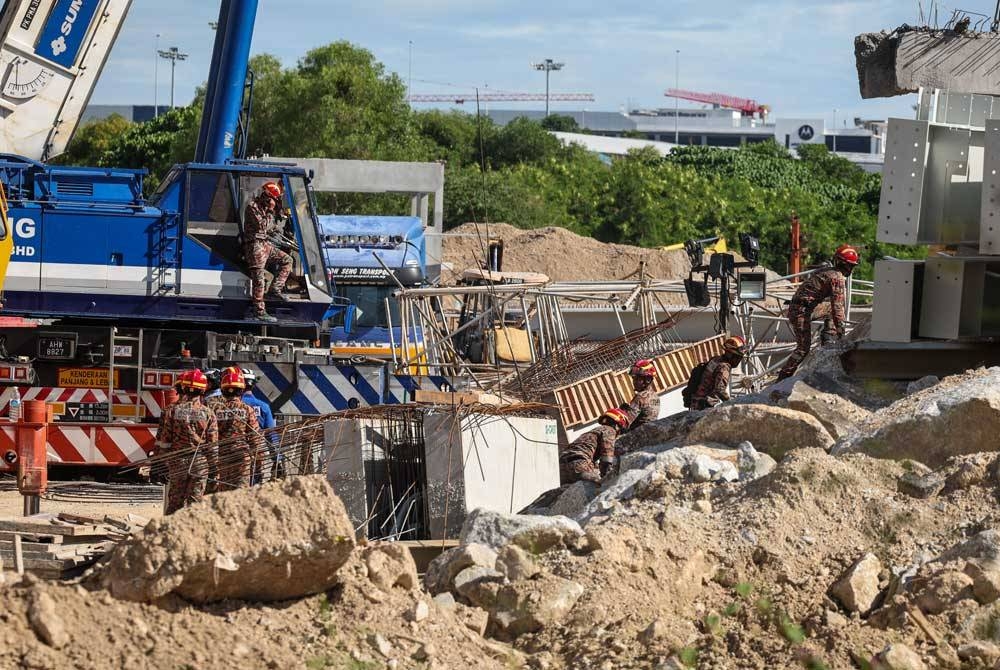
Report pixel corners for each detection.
[185,171,242,266]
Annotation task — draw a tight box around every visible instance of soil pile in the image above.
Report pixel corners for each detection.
[442,223,691,282]
[99,476,355,603]
[1,478,516,670]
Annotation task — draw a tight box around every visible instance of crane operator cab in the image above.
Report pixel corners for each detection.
[146,161,334,327]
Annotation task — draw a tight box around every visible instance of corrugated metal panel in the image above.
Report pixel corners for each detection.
[553,335,725,428]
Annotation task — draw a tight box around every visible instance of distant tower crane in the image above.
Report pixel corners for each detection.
[407,92,594,105]
[664,88,770,119]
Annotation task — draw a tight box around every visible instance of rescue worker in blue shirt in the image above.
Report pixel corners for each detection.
[240,368,283,483]
[204,369,223,400]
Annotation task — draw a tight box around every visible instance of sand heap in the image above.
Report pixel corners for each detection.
[442,223,691,283]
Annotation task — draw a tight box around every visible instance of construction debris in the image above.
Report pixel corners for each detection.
[7,338,1000,667]
[835,367,1000,466]
[855,26,1000,98]
[0,513,147,580]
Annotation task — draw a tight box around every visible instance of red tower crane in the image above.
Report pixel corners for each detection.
[664,88,769,118]
[408,92,594,104]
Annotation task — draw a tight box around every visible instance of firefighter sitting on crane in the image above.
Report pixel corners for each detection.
[776,245,859,381]
[243,182,294,322]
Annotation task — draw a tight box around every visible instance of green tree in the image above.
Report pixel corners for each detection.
[540,114,580,132]
[53,114,132,166]
[486,117,564,168]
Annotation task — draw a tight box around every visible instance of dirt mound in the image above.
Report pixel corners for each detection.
[99,476,355,603]
[500,448,1000,668]
[1,551,515,670]
[2,481,518,669]
[442,222,691,282]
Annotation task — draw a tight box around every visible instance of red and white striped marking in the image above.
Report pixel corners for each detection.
[0,423,154,467]
[0,387,167,418]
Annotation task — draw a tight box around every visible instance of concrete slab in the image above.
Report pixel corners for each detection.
[423,414,559,540]
[857,29,1000,99]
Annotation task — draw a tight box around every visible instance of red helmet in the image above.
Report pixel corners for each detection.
[261,181,283,202]
[221,367,246,391]
[187,369,208,393]
[629,359,657,379]
[601,408,630,431]
[175,370,193,391]
[834,244,859,266]
[723,335,747,354]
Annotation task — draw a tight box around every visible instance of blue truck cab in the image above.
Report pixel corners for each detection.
[320,215,425,355]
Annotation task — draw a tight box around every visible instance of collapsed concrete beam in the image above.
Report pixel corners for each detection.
[856,28,1000,98]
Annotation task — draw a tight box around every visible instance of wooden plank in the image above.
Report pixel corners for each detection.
[0,531,64,544]
[413,389,483,406]
[0,518,116,537]
[0,540,64,553]
[13,534,23,575]
[10,556,92,571]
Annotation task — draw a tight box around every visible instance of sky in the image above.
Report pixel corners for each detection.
[92,0,937,127]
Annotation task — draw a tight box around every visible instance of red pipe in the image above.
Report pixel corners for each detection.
[17,400,49,497]
[790,212,802,280]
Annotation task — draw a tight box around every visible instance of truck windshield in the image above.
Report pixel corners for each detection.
[289,176,329,296]
[335,285,400,329]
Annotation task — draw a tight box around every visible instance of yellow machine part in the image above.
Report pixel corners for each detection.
[0,184,10,291]
[493,327,534,363]
[662,238,728,255]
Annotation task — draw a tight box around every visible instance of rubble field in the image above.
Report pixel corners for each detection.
[6,341,1000,668]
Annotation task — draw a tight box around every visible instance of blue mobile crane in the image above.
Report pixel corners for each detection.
[0,0,451,447]
[1,0,332,331]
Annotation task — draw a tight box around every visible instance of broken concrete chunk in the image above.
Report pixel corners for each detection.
[856,29,1000,100]
[787,381,870,441]
[423,543,497,595]
[943,459,988,493]
[495,544,540,582]
[897,472,945,499]
[453,566,504,608]
[829,553,882,614]
[963,560,1000,605]
[363,543,418,592]
[957,640,1000,666]
[546,481,599,518]
[407,600,430,623]
[686,404,834,458]
[432,592,456,611]
[876,643,926,670]
[937,530,1000,564]
[490,574,584,639]
[28,589,69,649]
[907,376,939,395]
[460,509,583,552]
[837,367,1000,467]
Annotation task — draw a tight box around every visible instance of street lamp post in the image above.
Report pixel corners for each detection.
[154,33,160,118]
[674,49,680,144]
[157,46,189,109]
[833,108,838,153]
[532,58,565,117]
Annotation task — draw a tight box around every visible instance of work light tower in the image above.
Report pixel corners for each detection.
[532,59,565,117]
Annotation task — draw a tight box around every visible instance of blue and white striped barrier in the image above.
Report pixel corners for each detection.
[245,363,454,415]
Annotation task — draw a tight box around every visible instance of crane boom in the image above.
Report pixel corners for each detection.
[664,88,768,117]
[408,93,594,103]
[0,0,132,160]
[195,0,258,164]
